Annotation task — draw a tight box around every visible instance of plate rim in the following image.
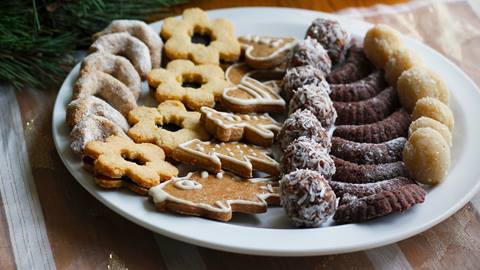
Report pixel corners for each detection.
[52,7,480,256]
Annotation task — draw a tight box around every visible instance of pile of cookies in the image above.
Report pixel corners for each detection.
[66,8,453,227]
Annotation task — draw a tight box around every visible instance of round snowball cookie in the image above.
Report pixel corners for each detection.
[397,66,450,112]
[384,48,422,86]
[305,18,351,64]
[403,127,451,185]
[282,66,328,101]
[287,37,332,76]
[289,84,337,129]
[280,169,337,227]
[277,109,330,150]
[363,24,404,68]
[281,136,336,178]
[409,116,452,147]
[412,97,454,130]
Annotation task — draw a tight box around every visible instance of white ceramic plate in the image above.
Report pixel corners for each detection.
[53,7,480,256]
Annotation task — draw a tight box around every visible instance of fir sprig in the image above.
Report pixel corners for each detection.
[0,0,184,89]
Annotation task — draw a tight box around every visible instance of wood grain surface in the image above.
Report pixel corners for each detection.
[0,0,479,269]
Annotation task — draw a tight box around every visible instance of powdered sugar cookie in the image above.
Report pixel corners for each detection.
[363,24,404,68]
[411,97,454,130]
[409,116,452,146]
[149,171,279,221]
[238,35,297,69]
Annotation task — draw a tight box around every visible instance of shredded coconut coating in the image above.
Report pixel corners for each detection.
[287,37,332,76]
[305,18,351,64]
[277,109,330,150]
[282,65,328,101]
[280,169,337,227]
[281,136,336,179]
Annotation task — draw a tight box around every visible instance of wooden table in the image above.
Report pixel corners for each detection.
[1,0,479,269]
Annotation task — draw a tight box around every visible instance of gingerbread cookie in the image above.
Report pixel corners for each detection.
[84,136,178,194]
[238,35,297,69]
[200,107,281,146]
[225,62,284,86]
[93,19,163,68]
[149,171,278,221]
[148,59,228,111]
[173,139,279,178]
[221,76,286,113]
[161,8,241,65]
[128,100,210,155]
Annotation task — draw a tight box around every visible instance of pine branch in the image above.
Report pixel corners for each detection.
[0,0,185,90]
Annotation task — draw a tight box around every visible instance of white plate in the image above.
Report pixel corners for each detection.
[53,7,480,256]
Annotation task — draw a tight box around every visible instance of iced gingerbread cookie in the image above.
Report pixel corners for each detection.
[225,62,284,86]
[73,71,137,117]
[403,127,451,185]
[149,171,279,221]
[148,59,228,111]
[238,35,297,69]
[305,18,351,64]
[287,37,332,76]
[411,97,454,130]
[161,8,241,65]
[173,139,279,178]
[281,136,335,179]
[280,169,337,227]
[90,32,151,78]
[363,24,404,68]
[128,100,210,155]
[84,136,178,194]
[81,52,141,98]
[200,107,281,146]
[93,19,163,68]
[397,66,450,112]
[277,109,330,150]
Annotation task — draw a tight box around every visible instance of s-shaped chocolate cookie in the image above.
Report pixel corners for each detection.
[331,156,409,183]
[330,70,387,102]
[330,137,406,164]
[327,46,373,84]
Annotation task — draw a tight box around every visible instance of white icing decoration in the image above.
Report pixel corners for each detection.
[239,35,297,61]
[222,77,286,108]
[216,172,224,179]
[201,171,209,179]
[175,179,203,190]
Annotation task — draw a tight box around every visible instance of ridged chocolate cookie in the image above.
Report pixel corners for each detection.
[331,156,409,183]
[330,70,387,102]
[330,137,406,164]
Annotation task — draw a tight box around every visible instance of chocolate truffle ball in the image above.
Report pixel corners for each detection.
[282,65,329,101]
[280,169,337,227]
[305,18,351,64]
[277,109,330,150]
[287,37,332,76]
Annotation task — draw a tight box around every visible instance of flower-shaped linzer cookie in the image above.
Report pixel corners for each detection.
[147,59,229,110]
[161,8,241,65]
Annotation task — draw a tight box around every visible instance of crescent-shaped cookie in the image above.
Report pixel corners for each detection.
[331,156,409,183]
[93,20,163,68]
[333,109,411,143]
[330,137,406,165]
[81,52,141,98]
[329,177,416,199]
[90,32,151,78]
[330,70,387,102]
[327,45,373,84]
[333,86,399,125]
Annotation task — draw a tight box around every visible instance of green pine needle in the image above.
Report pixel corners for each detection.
[0,0,185,89]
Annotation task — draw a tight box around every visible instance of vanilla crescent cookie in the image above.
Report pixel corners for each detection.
[161,8,241,65]
[173,139,279,178]
[149,171,279,221]
[81,52,141,98]
[238,35,297,69]
[73,71,137,116]
[84,135,178,193]
[90,32,151,78]
[128,100,210,155]
[200,107,281,146]
[93,20,163,68]
[148,59,228,111]
[67,96,129,132]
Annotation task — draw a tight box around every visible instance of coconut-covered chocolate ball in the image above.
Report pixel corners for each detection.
[287,37,332,76]
[277,109,330,150]
[280,169,337,227]
[281,136,336,179]
[305,18,351,64]
[282,65,328,101]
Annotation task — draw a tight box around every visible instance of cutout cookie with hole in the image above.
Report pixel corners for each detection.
[147,59,229,110]
[128,100,210,155]
[161,8,241,65]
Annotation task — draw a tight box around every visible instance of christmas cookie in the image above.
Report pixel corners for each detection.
[238,35,297,69]
[161,8,241,65]
[287,37,332,76]
[225,62,284,86]
[147,59,228,111]
[384,48,422,86]
[280,169,337,227]
[90,32,151,78]
[363,24,404,68]
[149,171,279,221]
[84,135,178,194]
[127,100,210,155]
[200,107,281,146]
[94,19,163,68]
[411,97,454,130]
[327,45,373,84]
[329,177,415,199]
[409,117,452,146]
[173,139,279,178]
[330,70,387,102]
[282,65,327,101]
[332,156,409,183]
[305,18,351,64]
